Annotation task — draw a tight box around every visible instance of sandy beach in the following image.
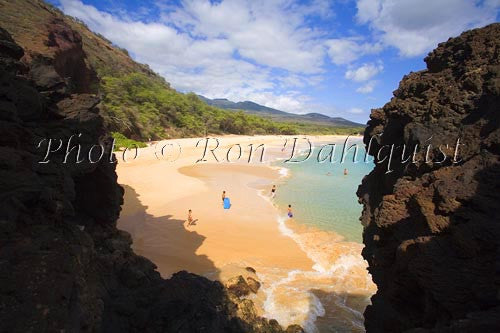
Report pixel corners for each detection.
[117,135,328,278]
[116,135,375,330]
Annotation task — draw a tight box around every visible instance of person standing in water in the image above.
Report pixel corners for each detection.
[271,185,276,198]
[287,204,293,218]
[343,168,348,176]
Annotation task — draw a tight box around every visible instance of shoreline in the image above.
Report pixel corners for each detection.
[116,136,318,279]
[115,134,364,166]
[116,135,375,331]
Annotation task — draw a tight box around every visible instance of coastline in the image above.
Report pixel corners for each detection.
[116,135,374,331]
[117,135,321,278]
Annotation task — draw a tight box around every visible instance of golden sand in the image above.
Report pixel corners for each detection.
[116,135,376,331]
[117,135,334,278]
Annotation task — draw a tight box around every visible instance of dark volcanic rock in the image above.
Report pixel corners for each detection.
[246,266,257,274]
[285,325,305,333]
[0,27,293,333]
[0,27,24,59]
[246,277,261,294]
[358,24,500,332]
[226,275,253,298]
[225,275,261,297]
[44,18,98,94]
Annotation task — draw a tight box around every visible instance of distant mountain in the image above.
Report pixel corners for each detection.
[198,97,289,115]
[198,96,364,127]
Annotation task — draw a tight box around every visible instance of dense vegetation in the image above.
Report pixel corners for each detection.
[101,73,363,141]
[111,132,148,151]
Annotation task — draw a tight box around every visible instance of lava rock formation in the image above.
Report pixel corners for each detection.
[358,24,500,332]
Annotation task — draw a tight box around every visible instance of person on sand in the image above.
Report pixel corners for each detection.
[187,209,193,226]
[222,190,226,204]
[287,204,293,218]
[271,185,276,198]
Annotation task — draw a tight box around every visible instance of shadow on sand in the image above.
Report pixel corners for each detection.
[118,185,220,280]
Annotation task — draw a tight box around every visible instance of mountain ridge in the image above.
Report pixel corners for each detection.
[198,95,364,127]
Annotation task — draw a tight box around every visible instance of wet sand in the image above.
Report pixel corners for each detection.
[117,135,328,279]
[116,135,376,331]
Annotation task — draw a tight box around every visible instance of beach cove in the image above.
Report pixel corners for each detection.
[117,135,376,332]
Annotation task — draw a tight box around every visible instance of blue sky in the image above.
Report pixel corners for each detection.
[49,0,500,123]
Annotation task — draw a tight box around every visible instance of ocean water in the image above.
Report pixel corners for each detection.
[257,137,377,332]
[273,137,374,243]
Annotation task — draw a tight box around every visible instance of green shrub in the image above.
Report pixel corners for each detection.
[111,132,147,151]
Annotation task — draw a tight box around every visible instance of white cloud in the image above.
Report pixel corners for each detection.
[164,0,327,73]
[58,0,325,113]
[356,80,377,93]
[345,63,383,82]
[325,38,382,65]
[348,107,365,114]
[356,0,500,56]
[243,91,311,114]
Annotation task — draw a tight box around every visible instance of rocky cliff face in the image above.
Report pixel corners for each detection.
[358,24,500,332]
[0,27,301,333]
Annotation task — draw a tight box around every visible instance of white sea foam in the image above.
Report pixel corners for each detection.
[257,139,376,331]
[261,270,325,333]
[256,188,272,204]
[277,216,295,238]
[278,167,289,178]
[260,216,375,332]
[252,163,373,331]
[269,166,290,178]
[254,167,289,204]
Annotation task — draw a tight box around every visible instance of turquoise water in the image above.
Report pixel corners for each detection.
[273,138,374,243]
